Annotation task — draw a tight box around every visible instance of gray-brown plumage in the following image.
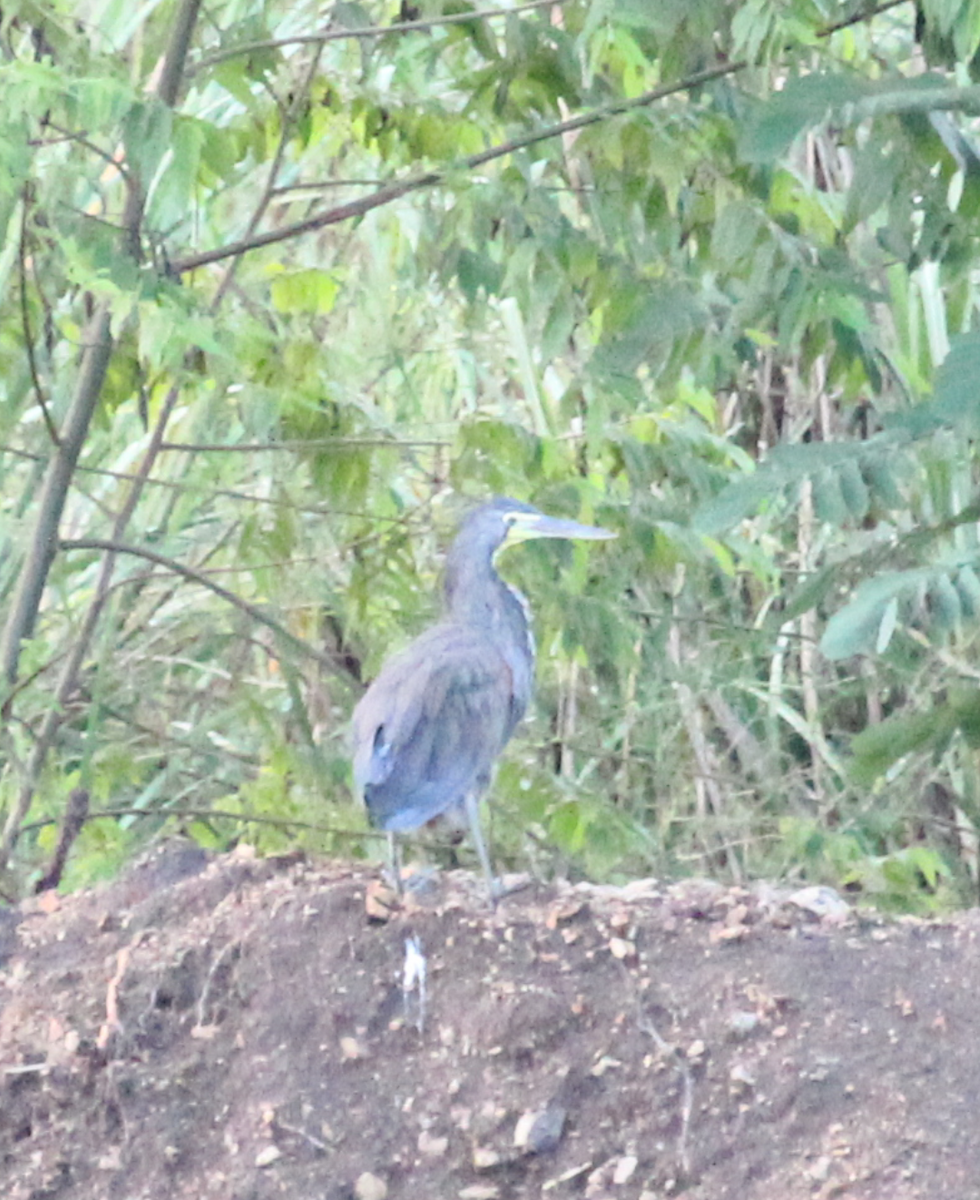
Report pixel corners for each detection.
[352,497,613,897]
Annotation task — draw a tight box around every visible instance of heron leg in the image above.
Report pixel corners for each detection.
[387,830,404,898]
[463,791,498,906]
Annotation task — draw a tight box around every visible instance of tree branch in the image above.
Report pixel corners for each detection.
[170,60,744,276]
[159,437,447,451]
[0,303,114,688]
[34,787,89,893]
[0,0,205,873]
[190,0,565,75]
[19,804,381,841]
[819,0,909,37]
[59,536,355,677]
[18,196,59,446]
[173,0,912,277]
[0,442,432,518]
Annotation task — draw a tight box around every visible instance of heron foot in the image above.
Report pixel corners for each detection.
[380,861,441,898]
[485,871,533,907]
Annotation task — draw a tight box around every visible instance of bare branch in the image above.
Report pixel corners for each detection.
[19,804,382,841]
[18,196,59,446]
[819,0,909,37]
[159,437,447,451]
[60,536,354,677]
[34,787,89,893]
[35,122,129,177]
[190,0,565,75]
[0,302,114,688]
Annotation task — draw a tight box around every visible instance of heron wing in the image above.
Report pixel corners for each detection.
[352,624,516,831]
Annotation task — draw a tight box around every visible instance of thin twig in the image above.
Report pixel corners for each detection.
[210,36,325,307]
[625,965,695,1180]
[818,0,909,37]
[0,443,440,517]
[159,438,449,451]
[16,804,408,844]
[35,122,130,177]
[18,196,58,446]
[272,1117,330,1154]
[0,384,182,869]
[195,938,242,1028]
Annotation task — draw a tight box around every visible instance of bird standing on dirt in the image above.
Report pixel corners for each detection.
[352,497,614,899]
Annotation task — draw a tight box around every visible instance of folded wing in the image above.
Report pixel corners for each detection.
[352,624,517,831]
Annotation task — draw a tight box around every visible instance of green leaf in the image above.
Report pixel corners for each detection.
[591,284,704,378]
[740,73,870,164]
[731,0,775,62]
[783,564,840,621]
[861,455,906,510]
[548,801,588,854]
[931,331,980,433]
[875,596,899,653]
[122,98,173,183]
[954,565,980,616]
[693,469,773,534]
[812,468,850,526]
[953,688,980,746]
[457,249,503,300]
[820,571,927,659]
[837,459,871,521]
[850,706,958,786]
[270,270,341,315]
[928,572,962,629]
[149,115,206,228]
[711,200,764,270]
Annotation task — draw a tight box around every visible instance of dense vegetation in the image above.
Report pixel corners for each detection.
[3,0,980,910]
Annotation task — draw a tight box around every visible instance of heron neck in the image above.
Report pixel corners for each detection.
[444,548,531,643]
[444,550,535,719]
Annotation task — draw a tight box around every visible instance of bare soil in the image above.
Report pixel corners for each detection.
[2,845,979,1200]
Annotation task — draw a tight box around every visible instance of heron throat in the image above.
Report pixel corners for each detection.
[444,539,536,721]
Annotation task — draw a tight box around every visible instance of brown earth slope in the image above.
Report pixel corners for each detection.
[2,846,979,1200]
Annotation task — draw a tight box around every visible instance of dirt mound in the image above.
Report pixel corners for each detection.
[2,845,978,1200]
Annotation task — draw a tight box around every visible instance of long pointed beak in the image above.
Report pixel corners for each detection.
[513,513,616,544]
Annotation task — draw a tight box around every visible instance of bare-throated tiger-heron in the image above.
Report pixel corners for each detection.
[352,497,614,901]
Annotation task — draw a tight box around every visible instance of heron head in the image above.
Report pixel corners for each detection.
[445,498,615,604]
[483,497,616,553]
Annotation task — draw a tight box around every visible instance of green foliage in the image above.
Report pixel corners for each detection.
[6,0,980,913]
[781,815,956,912]
[694,438,912,535]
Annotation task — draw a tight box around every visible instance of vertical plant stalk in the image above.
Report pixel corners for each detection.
[33,787,89,893]
[667,622,742,882]
[0,0,204,872]
[556,657,580,779]
[0,305,113,688]
[0,0,324,871]
[797,469,824,807]
[616,638,642,799]
[0,387,182,867]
